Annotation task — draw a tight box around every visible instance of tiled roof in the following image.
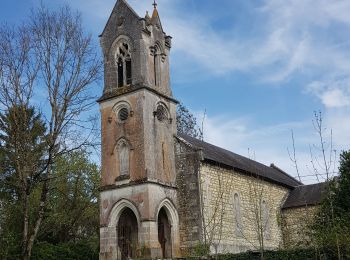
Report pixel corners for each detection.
[178,133,302,188]
[283,182,327,209]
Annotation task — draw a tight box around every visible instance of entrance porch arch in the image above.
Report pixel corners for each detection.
[156,199,180,258]
[108,199,141,259]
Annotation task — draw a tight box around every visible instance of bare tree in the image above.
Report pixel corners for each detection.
[0,23,41,260]
[287,130,301,183]
[232,174,273,260]
[0,5,101,259]
[310,111,340,259]
[286,111,341,258]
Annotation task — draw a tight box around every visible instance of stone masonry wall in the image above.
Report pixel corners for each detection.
[281,206,318,249]
[200,163,289,254]
[175,139,203,256]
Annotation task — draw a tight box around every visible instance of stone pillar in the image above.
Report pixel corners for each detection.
[139,220,162,258]
[99,226,118,260]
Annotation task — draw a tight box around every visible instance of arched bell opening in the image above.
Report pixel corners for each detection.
[158,207,172,258]
[117,208,138,260]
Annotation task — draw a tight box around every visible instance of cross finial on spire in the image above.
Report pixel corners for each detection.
[153,0,157,9]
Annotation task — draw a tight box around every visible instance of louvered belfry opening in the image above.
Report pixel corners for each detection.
[158,208,172,258]
[117,208,138,260]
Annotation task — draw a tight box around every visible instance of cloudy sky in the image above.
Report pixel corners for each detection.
[2,0,350,183]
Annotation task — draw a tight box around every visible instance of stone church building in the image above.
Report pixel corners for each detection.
[98,1,325,259]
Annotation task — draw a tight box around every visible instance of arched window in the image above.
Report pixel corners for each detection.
[117,139,130,176]
[261,200,270,240]
[153,44,162,87]
[117,57,124,87]
[116,41,132,87]
[233,193,243,237]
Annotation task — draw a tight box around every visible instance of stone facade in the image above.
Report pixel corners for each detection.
[200,163,289,254]
[281,206,318,249]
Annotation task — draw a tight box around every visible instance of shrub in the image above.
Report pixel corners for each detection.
[31,240,99,260]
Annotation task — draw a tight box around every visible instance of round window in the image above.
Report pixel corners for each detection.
[156,105,168,122]
[118,107,129,122]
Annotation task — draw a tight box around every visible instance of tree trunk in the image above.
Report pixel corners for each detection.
[21,190,29,258]
[23,180,49,260]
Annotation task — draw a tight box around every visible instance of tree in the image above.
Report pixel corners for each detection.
[0,4,101,259]
[0,105,47,258]
[39,150,99,244]
[0,149,100,259]
[176,103,203,139]
[313,151,350,258]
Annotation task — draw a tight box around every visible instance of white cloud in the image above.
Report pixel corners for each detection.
[321,89,350,108]
[325,108,350,149]
[307,78,350,108]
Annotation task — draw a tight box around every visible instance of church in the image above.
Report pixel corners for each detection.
[97,1,325,259]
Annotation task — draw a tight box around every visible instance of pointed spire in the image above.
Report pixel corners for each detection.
[145,11,151,25]
[151,0,159,20]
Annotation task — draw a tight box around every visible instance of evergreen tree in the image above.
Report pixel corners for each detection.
[0,105,47,258]
[333,151,350,216]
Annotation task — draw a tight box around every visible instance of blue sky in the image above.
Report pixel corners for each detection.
[2,0,350,184]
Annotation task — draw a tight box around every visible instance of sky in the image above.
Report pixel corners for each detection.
[1,0,350,184]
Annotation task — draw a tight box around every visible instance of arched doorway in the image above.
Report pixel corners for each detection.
[117,208,138,260]
[158,207,172,258]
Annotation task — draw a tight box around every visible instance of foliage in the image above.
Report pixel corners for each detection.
[332,150,350,217]
[0,105,47,258]
[39,150,100,244]
[0,148,100,258]
[0,105,47,198]
[215,249,335,260]
[193,242,210,257]
[0,3,101,258]
[177,103,203,139]
[31,240,98,260]
[312,150,350,258]
[186,248,337,260]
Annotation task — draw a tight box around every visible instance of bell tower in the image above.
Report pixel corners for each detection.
[98,0,180,259]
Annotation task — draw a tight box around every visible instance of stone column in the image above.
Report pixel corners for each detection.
[139,220,162,258]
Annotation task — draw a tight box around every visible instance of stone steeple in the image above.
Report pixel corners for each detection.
[98,1,180,259]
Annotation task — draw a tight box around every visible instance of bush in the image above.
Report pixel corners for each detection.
[186,248,338,260]
[31,240,99,260]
